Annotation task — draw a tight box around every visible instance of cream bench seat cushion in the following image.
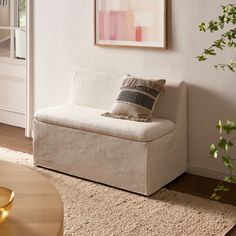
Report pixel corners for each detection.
[34,104,175,142]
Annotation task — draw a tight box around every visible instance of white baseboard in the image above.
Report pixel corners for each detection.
[187,164,236,181]
[0,109,25,128]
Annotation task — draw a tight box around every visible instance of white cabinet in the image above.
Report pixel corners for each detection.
[0,61,26,127]
[15,29,26,59]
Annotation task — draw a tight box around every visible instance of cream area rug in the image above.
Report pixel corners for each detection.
[0,147,236,236]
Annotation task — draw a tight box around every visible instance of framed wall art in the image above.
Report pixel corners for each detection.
[94,0,167,49]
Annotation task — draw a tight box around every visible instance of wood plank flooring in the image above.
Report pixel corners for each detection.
[0,123,32,154]
[0,123,235,235]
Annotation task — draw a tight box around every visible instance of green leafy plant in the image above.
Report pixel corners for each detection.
[19,0,26,27]
[210,121,236,200]
[197,4,236,72]
[197,4,236,200]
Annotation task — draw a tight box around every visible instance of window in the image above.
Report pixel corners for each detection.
[0,0,26,60]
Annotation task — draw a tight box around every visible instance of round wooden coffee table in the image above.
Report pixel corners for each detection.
[0,160,63,236]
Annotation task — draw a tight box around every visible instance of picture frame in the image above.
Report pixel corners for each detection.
[94,0,167,49]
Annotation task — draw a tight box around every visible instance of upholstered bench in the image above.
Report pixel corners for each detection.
[33,70,187,196]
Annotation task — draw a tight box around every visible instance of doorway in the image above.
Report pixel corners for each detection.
[0,0,33,137]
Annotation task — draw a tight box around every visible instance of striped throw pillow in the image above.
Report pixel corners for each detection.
[102,75,166,122]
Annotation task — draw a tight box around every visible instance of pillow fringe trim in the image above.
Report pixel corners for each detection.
[101,112,151,122]
[122,76,166,92]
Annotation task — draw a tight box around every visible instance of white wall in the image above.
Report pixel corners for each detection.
[33,0,236,179]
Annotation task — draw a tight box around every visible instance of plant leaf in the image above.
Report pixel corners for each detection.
[210,192,221,200]
[222,156,234,170]
[196,55,207,61]
[210,144,218,158]
[217,120,223,133]
[218,137,228,150]
[224,176,236,183]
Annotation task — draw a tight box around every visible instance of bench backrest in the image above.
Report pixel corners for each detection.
[70,70,186,123]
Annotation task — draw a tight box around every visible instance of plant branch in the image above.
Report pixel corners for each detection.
[197,4,236,72]
[210,121,236,200]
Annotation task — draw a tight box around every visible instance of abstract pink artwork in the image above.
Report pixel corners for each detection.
[95,0,166,48]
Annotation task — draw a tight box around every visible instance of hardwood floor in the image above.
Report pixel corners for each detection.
[0,123,235,235]
[0,123,32,154]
